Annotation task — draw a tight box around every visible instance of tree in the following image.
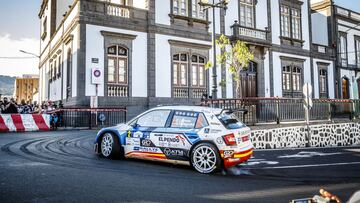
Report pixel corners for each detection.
[206,34,254,98]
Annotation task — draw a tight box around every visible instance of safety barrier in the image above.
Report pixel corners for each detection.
[0,114,50,132]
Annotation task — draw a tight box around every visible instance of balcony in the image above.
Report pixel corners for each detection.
[231,21,270,46]
[84,0,148,24]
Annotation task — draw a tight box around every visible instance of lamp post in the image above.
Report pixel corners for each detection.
[199,0,228,99]
[19,50,40,58]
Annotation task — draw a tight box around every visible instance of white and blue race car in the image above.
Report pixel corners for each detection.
[94,106,253,174]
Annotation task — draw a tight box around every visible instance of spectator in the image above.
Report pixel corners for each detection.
[3,97,18,114]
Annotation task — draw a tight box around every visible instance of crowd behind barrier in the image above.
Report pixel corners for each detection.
[0,97,62,130]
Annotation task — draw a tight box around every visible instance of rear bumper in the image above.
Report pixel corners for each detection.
[220,148,253,168]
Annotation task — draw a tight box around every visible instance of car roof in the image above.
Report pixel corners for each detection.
[152,105,222,115]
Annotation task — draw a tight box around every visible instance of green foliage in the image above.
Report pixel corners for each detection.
[214,34,254,98]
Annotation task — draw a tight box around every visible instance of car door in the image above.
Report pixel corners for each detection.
[124,109,171,159]
[149,110,204,161]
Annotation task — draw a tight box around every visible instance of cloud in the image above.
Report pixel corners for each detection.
[0,34,40,77]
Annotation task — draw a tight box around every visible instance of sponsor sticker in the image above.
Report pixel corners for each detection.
[223,150,234,158]
[141,139,152,147]
[126,137,140,146]
[163,148,185,157]
[133,146,159,153]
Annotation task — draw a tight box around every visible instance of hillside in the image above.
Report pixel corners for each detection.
[0,75,16,96]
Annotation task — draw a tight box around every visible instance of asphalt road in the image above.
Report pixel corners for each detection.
[0,130,359,203]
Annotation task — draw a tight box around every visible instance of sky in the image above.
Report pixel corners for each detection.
[0,0,359,77]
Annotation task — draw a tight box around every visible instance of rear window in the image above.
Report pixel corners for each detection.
[217,113,246,129]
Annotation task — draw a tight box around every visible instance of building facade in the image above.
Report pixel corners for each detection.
[311,0,360,99]
[38,0,358,119]
[13,75,39,103]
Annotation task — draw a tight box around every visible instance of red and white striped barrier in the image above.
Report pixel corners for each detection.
[0,114,50,132]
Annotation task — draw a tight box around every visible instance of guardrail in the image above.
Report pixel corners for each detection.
[58,108,127,129]
[201,98,360,125]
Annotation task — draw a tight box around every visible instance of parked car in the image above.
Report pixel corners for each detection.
[94,106,253,174]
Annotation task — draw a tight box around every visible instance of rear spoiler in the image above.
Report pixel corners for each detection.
[220,109,248,115]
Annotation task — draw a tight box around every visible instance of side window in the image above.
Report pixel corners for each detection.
[195,113,208,129]
[171,111,199,128]
[136,110,171,127]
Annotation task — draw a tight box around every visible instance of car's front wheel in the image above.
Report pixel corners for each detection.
[100,133,121,158]
[190,143,222,174]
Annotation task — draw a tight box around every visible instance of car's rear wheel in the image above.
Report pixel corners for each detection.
[100,133,121,158]
[190,143,222,174]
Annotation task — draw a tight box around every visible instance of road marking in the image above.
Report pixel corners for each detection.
[263,161,360,169]
[199,183,359,201]
[277,151,343,159]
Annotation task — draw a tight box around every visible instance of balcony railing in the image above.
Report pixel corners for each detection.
[173,87,207,99]
[108,84,128,97]
[107,4,130,18]
[231,21,269,43]
[85,0,148,21]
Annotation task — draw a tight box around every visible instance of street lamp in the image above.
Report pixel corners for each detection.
[19,50,40,58]
[199,0,229,99]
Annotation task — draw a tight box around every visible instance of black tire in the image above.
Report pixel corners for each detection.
[190,142,222,174]
[100,133,123,159]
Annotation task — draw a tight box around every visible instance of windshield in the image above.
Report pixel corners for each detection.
[217,113,246,129]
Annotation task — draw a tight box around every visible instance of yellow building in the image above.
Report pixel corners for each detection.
[13,75,39,104]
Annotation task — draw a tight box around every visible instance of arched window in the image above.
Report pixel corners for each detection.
[173,53,188,87]
[107,45,128,85]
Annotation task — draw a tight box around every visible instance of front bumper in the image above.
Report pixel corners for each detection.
[220,148,253,168]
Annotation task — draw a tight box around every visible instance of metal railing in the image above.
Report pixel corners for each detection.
[59,108,127,129]
[201,98,360,125]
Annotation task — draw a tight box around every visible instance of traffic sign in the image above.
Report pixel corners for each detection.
[302,83,312,97]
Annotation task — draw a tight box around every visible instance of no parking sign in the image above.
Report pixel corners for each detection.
[91,68,102,84]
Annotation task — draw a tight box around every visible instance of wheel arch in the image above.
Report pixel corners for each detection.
[189,140,220,156]
[95,130,124,153]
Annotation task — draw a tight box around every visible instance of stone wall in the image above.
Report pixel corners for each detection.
[250,122,360,149]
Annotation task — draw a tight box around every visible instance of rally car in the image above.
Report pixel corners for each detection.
[94,106,253,174]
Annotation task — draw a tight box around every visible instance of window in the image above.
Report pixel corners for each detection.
[191,55,206,87]
[173,53,188,87]
[239,0,255,28]
[318,66,328,98]
[173,0,187,16]
[41,17,47,40]
[66,49,72,99]
[171,111,199,128]
[282,61,303,97]
[291,8,301,40]
[107,0,128,5]
[355,37,360,68]
[217,113,246,129]
[107,45,128,85]
[57,56,61,78]
[281,6,290,37]
[339,33,347,67]
[136,110,171,127]
[192,0,205,19]
[280,5,301,40]
[172,53,208,98]
[53,59,57,80]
